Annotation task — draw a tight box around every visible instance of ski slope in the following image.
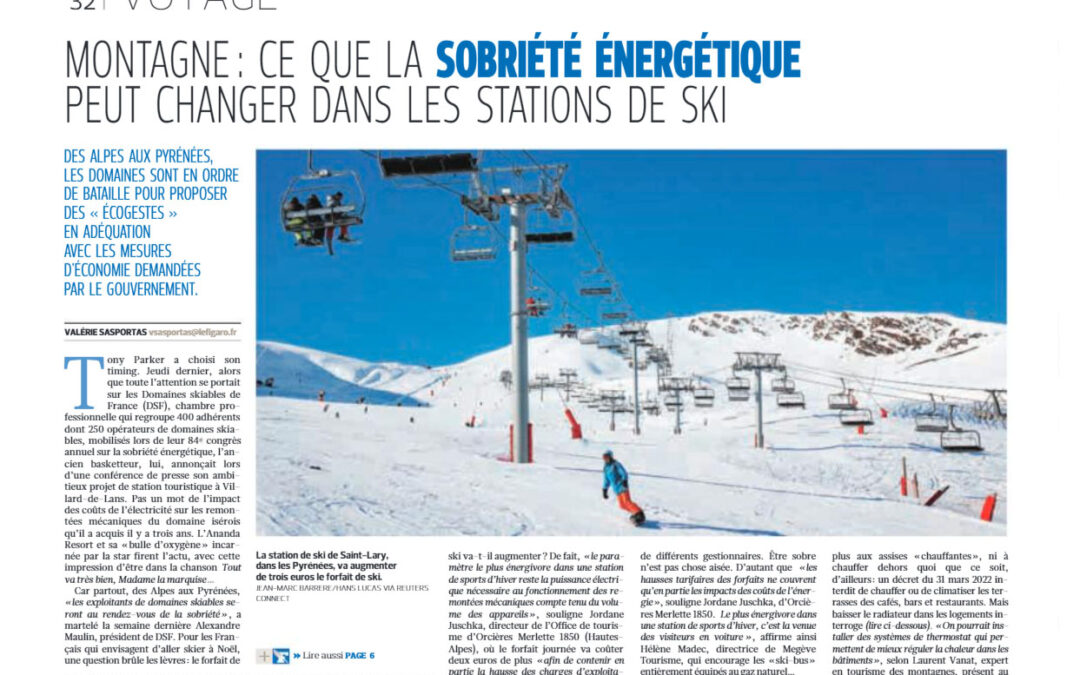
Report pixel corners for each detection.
[257,311,1006,536]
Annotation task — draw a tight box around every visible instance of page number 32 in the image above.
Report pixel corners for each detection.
[70,0,98,9]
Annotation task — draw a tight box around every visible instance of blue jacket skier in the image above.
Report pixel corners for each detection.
[602,450,644,523]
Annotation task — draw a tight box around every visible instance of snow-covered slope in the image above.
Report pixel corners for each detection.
[257,311,1006,536]
[256,341,442,406]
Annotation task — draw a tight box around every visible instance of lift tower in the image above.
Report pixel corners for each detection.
[733,352,782,448]
[378,152,573,463]
[619,322,650,435]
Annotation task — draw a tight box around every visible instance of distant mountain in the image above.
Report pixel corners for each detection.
[256,341,440,406]
[257,311,1005,408]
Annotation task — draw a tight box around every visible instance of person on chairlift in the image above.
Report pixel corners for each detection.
[285,196,315,246]
[326,191,352,242]
[305,194,325,244]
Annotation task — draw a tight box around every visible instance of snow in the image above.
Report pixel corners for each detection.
[257,311,1006,536]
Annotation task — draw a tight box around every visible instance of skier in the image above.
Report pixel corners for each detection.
[305,194,325,244]
[285,196,314,245]
[601,450,645,525]
[325,190,352,243]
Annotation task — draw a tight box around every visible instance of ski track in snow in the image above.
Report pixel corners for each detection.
[256,312,1006,537]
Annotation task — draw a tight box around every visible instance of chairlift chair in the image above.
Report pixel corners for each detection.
[728,388,751,402]
[524,209,576,245]
[449,217,498,262]
[940,405,983,451]
[524,283,552,318]
[642,397,661,415]
[578,267,614,297]
[839,408,874,426]
[725,375,750,392]
[693,386,716,408]
[776,392,806,408]
[827,378,857,410]
[914,394,950,433]
[525,297,551,317]
[771,376,796,394]
[555,322,578,338]
[379,152,478,177]
[663,391,683,411]
[280,151,365,255]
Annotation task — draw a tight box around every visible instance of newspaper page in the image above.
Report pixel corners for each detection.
[3,1,1076,674]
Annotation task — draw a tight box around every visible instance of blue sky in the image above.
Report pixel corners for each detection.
[257,150,1005,365]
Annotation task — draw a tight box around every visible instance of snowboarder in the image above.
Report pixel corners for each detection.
[601,450,645,525]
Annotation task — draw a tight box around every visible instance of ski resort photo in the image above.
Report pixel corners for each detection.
[255,150,1007,537]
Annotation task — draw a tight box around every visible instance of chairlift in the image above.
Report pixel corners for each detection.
[693,385,716,408]
[776,392,806,408]
[728,388,751,402]
[449,216,498,262]
[839,408,874,426]
[940,405,983,451]
[578,267,614,297]
[663,391,683,411]
[771,376,796,393]
[828,378,857,410]
[555,322,578,338]
[725,375,750,392]
[379,152,478,177]
[280,151,365,256]
[524,209,576,245]
[526,297,551,317]
[525,283,552,318]
[914,394,949,433]
[642,398,661,416]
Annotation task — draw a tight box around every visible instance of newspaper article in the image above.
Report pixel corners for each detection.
[2,1,1076,673]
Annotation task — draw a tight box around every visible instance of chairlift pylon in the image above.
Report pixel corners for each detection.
[940,404,983,451]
